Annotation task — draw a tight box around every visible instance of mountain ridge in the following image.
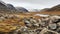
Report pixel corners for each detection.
[0,1,28,14]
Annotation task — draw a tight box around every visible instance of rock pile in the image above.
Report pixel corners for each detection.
[15,15,60,34]
[0,14,60,34]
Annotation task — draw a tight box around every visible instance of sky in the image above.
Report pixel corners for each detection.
[1,0,60,10]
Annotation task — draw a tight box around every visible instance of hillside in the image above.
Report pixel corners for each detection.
[38,4,60,15]
[0,1,28,14]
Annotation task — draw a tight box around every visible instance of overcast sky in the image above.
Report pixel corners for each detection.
[1,0,60,9]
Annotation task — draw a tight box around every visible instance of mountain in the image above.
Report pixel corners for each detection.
[0,1,7,10]
[29,9,41,12]
[41,4,60,11]
[39,4,60,15]
[0,1,16,13]
[0,1,28,13]
[6,4,16,10]
[49,4,60,11]
[15,7,28,12]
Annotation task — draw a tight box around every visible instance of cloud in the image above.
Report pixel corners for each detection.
[2,0,60,9]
